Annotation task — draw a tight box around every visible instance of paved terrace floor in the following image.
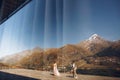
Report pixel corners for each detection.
[0,69,120,80]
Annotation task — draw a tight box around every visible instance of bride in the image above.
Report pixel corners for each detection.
[53,61,60,76]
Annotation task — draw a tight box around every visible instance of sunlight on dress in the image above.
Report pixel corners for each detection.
[53,63,60,76]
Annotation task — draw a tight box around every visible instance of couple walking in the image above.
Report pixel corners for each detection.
[53,61,77,79]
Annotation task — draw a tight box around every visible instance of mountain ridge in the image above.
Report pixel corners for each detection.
[0,34,120,71]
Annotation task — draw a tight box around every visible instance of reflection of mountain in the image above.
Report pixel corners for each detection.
[0,34,120,71]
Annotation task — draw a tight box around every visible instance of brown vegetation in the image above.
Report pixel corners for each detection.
[0,35,120,72]
[0,63,9,69]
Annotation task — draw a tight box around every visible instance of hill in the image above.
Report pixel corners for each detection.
[0,47,43,65]
[0,34,120,76]
[0,63,9,69]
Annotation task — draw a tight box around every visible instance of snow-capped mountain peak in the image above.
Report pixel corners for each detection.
[88,34,101,41]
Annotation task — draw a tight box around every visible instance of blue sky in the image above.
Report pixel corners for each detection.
[0,0,120,57]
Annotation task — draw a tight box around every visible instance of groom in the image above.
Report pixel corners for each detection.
[71,61,77,79]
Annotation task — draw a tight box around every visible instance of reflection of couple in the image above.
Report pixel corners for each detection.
[53,61,60,76]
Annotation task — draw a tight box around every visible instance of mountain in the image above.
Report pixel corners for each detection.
[0,34,120,71]
[0,47,43,65]
[94,40,120,57]
[77,34,113,56]
[0,50,32,65]
[0,62,9,69]
[18,34,120,70]
[88,34,104,42]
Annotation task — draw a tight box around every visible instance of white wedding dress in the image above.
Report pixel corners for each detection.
[53,63,60,76]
